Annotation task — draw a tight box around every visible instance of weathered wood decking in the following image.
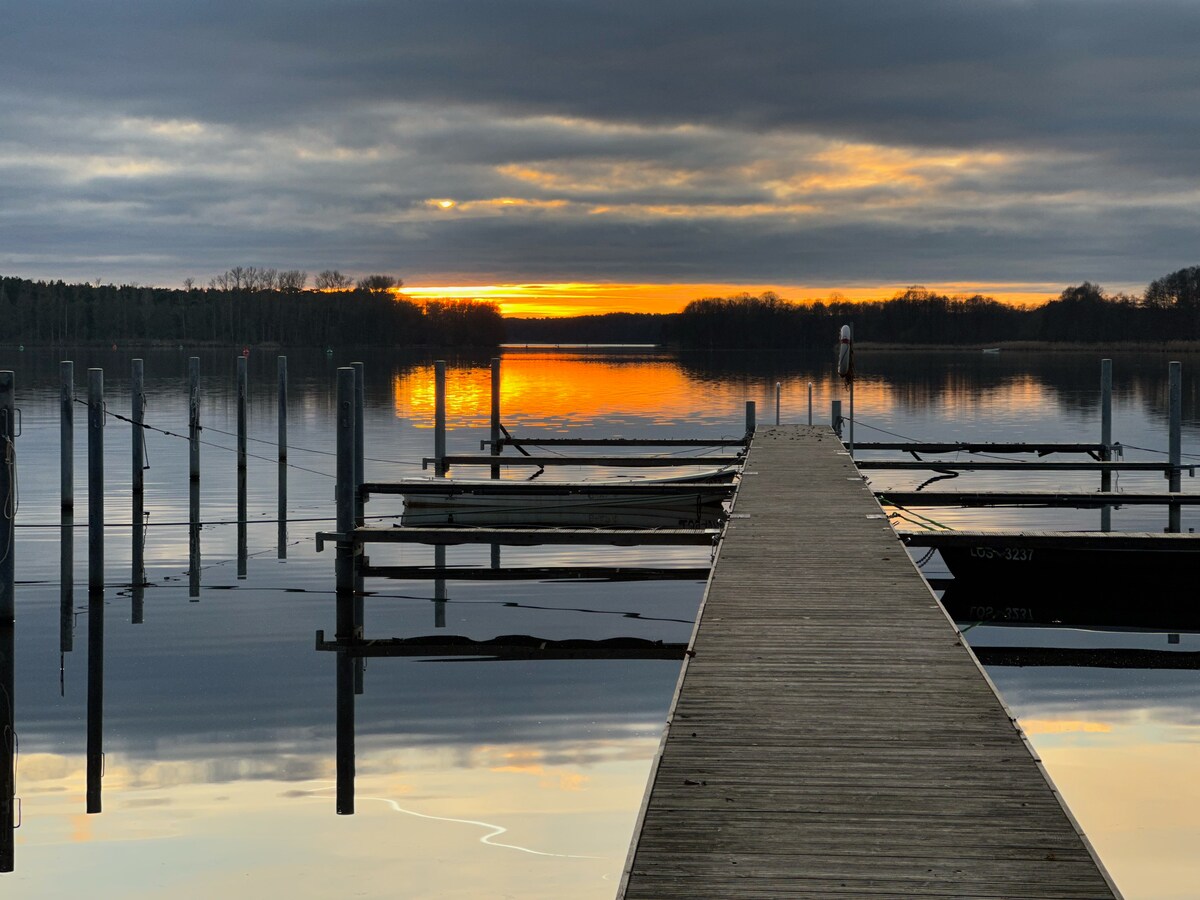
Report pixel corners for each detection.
[620,426,1119,898]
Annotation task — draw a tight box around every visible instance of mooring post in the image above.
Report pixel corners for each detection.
[2,373,16,867]
[434,360,447,477]
[278,357,288,560]
[61,361,74,511]
[831,400,843,438]
[490,357,501,480]
[1100,359,1113,532]
[352,362,365,526]
[277,356,287,464]
[336,368,356,594]
[86,369,105,814]
[237,356,248,472]
[334,367,357,815]
[1168,360,1182,533]
[131,360,145,619]
[0,372,14,625]
[60,517,74,651]
[188,357,200,481]
[88,369,104,596]
[775,382,781,426]
[808,382,813,426]
[745,401,756,438]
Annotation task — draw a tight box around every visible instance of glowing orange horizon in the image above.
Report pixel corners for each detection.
[401,281,1082,318]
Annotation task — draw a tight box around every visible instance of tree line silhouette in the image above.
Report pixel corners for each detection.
[508,267,1200,347]
[0,271,504,347]
[5,265,1200,348]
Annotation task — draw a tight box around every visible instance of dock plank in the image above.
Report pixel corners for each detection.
[620,426,1118,898]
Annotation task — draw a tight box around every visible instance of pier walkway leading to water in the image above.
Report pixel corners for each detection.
[620,426,1118,898]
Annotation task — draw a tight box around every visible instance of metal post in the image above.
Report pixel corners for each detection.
[352,362,365,526]
[1100,359,1113,532]
[277,356,287,463]
[87,366,105,815]
[61,361,74,511]
[334,367,357,815]
[0,372,14,624]
[88,369,104,596]
[236,356,248,472]
[336,369,356,595]
[808,382,813,426]
[278,356,288,560]
[132,360,145,619]
[188,357,200,481]
[490,358,501,480]
[745,401,756,437]
[2,377,14,867]
[831,400,843,438]
[434,360,447,477]
[775,382,781,426]
[1168,360,1182,533]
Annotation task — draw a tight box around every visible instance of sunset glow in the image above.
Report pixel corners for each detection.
[402,282,1069,317]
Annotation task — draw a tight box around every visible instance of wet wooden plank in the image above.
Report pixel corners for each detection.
[620,426,1119,899]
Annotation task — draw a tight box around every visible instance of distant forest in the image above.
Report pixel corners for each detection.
[0,269,504,347]
[509,267,1200,348]
[4,265,1200,348]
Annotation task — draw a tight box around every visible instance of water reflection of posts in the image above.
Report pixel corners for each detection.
[1,621,13,873]
[352,363,366,693]
[434,546,447,629]
[60,518,74,652]
[188,481,201,600]
[61,361,74,512]
[1100,359,1113,532]
[60,365,75,648]
[1168,361,1182,533]
[491,358,501,569]
[490,357,501,479]
[131,360,146,624]
[278,356,287,560]
[86,369,104,814]
[1,373,14,871]
[775,382,781,425]
[434,360,447,477]
[237,357,248,579]
[334,367,357,814]
[808,382,813,426]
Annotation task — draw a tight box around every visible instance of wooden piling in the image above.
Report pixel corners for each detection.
[745,400,756,436]
[807,381,813,426]
[60,518,74,652]
[86,581,103,814]
[434,360,447,477]
[278,356,288,560]
[831,399,842,437]
[775,382,781,426]
[61,361,74,511]
[434,545,447,628]
[131,360,145,619]
[1168,360,1182,533]
[490,357,501,480]
[335,367,357,815]
[237,356,248,472]
[0,372,14,624]
[353,362,365,526]
[188,480,200,600]
[1100,358,1113,532]
[188,357,200,481]
[87,370,104,596]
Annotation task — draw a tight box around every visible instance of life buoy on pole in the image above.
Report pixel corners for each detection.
[837,324,854,384]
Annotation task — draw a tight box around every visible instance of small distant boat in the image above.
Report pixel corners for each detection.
[981,347,1001,354]
[399,466,738,527]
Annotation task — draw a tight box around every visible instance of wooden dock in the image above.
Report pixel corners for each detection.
[620,426,1119,898]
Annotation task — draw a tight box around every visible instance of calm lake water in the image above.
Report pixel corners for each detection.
[1,346,1198,898]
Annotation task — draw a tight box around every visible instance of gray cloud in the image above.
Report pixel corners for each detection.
[3,1,1199,293]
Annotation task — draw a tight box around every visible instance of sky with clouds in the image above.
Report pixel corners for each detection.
[3,0,1199,313]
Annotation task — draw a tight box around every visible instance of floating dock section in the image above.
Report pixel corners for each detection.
[620,426,1119,898]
